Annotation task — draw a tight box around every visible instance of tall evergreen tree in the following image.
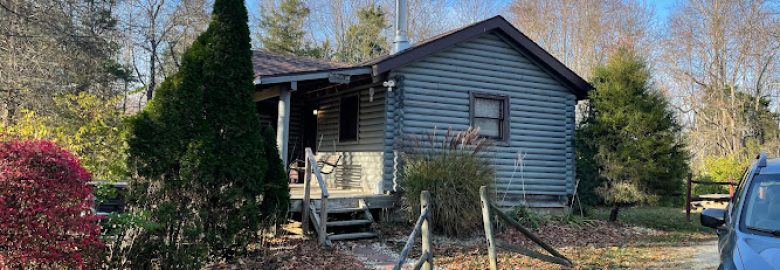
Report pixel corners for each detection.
[577,48,688,221]
[260,126,290,226]
[335,5,388,63]
[127,0,266,266]
[258,0,328,58]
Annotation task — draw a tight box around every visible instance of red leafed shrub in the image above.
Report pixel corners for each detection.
[0,140,102,269]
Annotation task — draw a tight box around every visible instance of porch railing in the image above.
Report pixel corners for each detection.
[301,147,332,247]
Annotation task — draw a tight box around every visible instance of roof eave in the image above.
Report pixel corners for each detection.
[254,67,372,85]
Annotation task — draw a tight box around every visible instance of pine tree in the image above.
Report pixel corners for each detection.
[335,5,389,63]
[127,0,267,265]
[577,48,688,221]
[258,0,328,58]
[260,126,290,226]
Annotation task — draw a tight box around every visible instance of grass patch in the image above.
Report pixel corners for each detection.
[587,207,711,233]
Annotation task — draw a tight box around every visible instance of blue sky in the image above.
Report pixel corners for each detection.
[243,0,678,44]
[650,0,676,22]
[245,0,677,21]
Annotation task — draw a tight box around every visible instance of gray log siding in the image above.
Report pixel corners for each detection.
[316,85,386,194]
[388,32,577,206]
[383,77,404,193]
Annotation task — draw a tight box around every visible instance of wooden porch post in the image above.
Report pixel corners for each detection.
[276,82,296,167]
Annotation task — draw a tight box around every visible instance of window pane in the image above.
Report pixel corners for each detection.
[742,175,780,232]
[339,96,359,141]
[475,98,501,118]
[475,118,500,137]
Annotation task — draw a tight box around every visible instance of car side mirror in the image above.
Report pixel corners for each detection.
[701,208,727,229]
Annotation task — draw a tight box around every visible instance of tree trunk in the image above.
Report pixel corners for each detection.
[122,80,128,114]
[608,205,620,222]
[147,43,156,101]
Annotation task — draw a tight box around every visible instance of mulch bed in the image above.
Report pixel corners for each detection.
[380,219,699,270]
[261,236,370,270]
[206,219,709,269]
[206,235,369,270]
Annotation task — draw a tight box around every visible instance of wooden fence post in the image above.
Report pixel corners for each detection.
[421,190,433,270]
[302,149,312,234]
[480,186,498,270]
[685,173,692,222]
[728,176,735,198]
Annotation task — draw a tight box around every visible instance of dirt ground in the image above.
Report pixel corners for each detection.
[232,221,717,270]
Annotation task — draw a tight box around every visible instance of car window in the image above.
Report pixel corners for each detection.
[741,174,780,234]
[729,165,752,223]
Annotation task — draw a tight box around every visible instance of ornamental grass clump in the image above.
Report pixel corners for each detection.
[401,128,494,237]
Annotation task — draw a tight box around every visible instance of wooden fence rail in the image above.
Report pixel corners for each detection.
[685,173,736,222]
[301,147,332,247]
[480,186,573,269]
[394,190,433,270]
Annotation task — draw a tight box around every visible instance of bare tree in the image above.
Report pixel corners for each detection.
[449,0,508,25]
[508,0,656,79]
[116,0,210,102]
[660,0,780,166]
[0,0,118,125]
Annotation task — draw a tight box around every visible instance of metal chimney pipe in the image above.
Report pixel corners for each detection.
[392,0,410,54]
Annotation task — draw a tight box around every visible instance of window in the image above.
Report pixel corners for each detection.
[730,165,754,223]
[740,174,780,235]
[339,95,359,141]
[471,93,509,141]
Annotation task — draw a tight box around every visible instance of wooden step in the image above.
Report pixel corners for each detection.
[326,219,373,227]
[329,232,377,241]
[326,207,369,214]
[308,199,360,209]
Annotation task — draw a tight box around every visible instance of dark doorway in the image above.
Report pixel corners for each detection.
[303,100,318,153]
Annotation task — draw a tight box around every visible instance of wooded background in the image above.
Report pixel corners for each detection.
[2,0,780,181]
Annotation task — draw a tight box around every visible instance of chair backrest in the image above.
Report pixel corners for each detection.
[316,154,341,175]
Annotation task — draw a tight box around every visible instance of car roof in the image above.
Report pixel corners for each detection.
[758,158,780,174]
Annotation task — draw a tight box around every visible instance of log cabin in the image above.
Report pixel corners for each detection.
[252,14,591,241]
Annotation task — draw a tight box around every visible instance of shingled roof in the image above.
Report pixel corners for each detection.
[252,16,592,99]
[252,50,352,77]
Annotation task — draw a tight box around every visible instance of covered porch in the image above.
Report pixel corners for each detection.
[252,51,391,201]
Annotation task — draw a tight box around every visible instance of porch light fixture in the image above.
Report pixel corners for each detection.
[312,109,319,116]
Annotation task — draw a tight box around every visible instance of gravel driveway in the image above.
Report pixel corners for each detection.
[685,240,720,270]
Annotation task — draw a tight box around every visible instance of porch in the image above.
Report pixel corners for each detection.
[288,184,398,212]
[252,50,394,206]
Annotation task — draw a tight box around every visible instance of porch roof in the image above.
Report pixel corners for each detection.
[253,15,592,100]
[252,50,352,77]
